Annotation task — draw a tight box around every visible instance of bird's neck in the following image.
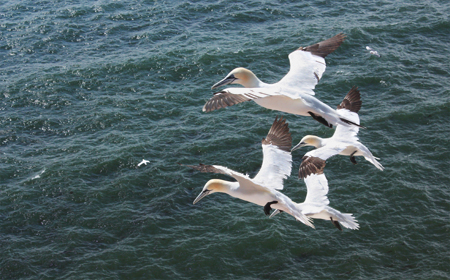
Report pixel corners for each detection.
[212,179,237,193]
[243,73,267,88]
[316,137,327,148]
[308,136,325,148]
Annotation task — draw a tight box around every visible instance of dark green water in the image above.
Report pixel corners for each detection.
[1,0,449,279]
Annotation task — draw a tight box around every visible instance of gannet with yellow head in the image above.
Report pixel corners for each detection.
[204,33,364,129]
[291,87,384,179]
[185,117,314,228]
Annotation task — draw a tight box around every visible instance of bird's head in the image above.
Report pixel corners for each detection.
[193,179,228,204]
[291,135,321,152]
[211,67,259,89]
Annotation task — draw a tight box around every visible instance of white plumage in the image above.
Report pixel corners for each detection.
[271,173,359,231]
[203,33,363,129]
[292,87,383,179]
[186,117,314,228]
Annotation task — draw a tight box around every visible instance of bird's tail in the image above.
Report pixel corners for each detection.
[359,145,384,171]
[289,207,315,229]
[364,155,384,171]
[326,207,360,230]
[296,215,315,229]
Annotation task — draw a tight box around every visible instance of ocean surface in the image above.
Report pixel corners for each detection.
[1,0,449,279]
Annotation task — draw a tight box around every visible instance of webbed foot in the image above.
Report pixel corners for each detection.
[264,201,278,216]
[330,217,342,231]
[350,151,357,165]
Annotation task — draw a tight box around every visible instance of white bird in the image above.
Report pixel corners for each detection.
[366,46,381,57]
[203,33,363,129]
[185,117,314,228]
[271,171,360,231]
[292,87,383,179]
[138,159,150,167]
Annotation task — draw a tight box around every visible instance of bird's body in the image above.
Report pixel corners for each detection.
[201,178,306,218]
[253,89,350,122]
[203,33,363,129]
[186,117,314,228]
[292,87,383,178]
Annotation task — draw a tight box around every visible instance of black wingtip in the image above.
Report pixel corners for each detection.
[337,86,362,113]
[299,156,326,179]
[301,33,346,58]
[203,90,251,113]
[262,116,292,152]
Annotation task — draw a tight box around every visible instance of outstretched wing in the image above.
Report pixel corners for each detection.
[185,163,246,181]
[202,87,281,112]
[333,113,360,141]
[304,173,330,207]
[335,87,362,139]
[276,33,346,95]
[253,116,292,190]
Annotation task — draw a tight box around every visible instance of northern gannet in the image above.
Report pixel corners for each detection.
[185,117,314,228]
[203,33,363,129]
[271,171,360,231]
[292,87,383,179]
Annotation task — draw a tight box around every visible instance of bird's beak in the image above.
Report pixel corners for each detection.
[291,142,306,152]
[211,74,236,89]
[193,190,211,204]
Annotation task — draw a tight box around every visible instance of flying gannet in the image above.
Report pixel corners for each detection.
[185,117,314,228]
[270,171,360,231]
[291,87,383,179]
[203,33,363,129]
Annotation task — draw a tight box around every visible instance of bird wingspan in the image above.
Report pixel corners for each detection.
[203,88,281,112]
[303,173,330,207]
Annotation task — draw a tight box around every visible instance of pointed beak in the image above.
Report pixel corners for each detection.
[211,74,236,89]
[291,142,306,152]
[193,190,211,204]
